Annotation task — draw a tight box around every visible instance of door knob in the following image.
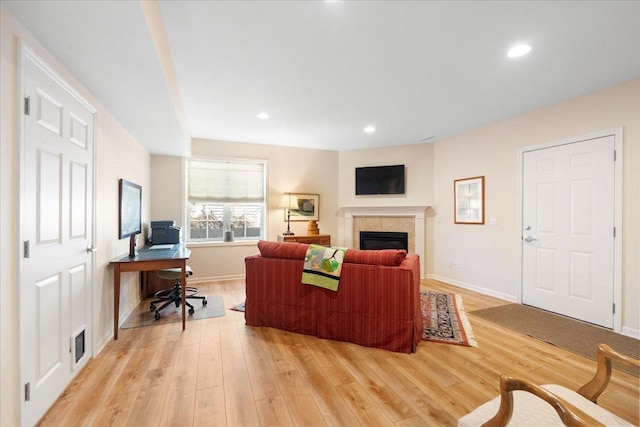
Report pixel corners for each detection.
[86,246,97,253]
[523,235,537,243]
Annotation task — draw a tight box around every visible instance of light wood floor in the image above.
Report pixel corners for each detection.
[39,279,639,426]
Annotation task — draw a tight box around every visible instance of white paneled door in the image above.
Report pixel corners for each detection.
[522,136,615,328]
[20,46,95,426]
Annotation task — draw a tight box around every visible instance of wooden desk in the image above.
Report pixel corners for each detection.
[277,234,331,245]
[110,244,191,340]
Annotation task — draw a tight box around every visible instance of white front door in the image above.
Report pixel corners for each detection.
[522,136,615,328]
[20,46,95,426]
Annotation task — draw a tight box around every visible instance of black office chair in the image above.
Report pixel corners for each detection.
[149,266,207,320]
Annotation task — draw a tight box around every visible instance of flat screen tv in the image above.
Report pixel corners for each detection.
[355,164,405,195]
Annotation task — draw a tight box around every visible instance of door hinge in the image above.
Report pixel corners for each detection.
[613,227,616,238]
[613,303,615,314]
[25,382,30,402]
[24,96,30,116]
[613,150,616,161]
[24,240,30,258]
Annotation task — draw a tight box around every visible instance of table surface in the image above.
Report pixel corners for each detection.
[110,243,191,263]
[110,244,191,339]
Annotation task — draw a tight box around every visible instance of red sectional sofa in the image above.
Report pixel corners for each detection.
[244,240,423,353]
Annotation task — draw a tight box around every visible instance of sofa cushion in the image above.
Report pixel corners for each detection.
[258,240,308,259]
[344,249,407,266]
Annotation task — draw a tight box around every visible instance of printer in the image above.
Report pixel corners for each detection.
[150,220,181,245]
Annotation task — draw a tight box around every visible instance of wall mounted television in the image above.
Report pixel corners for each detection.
[355,164,405,195]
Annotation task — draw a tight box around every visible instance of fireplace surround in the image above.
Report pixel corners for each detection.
[341,206,429,278]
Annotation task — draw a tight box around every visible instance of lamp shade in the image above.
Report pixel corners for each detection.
[279,193,299,209]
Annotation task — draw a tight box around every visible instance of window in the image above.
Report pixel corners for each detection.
[187,159,266,242]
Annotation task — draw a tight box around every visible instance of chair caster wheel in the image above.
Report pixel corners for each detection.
[154,312,161,321]
[188,307,195,315]
[150,304,156,312]
[203,299,208,306]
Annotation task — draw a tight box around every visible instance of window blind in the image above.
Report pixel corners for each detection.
[187,160,265,203]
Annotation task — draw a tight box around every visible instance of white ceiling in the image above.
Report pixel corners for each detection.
[4,1,639,156]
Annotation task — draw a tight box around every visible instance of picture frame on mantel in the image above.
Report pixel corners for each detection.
[287,193,319,221]
[454,176,484,224]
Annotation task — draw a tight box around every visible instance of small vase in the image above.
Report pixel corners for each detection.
[223,230,234,242]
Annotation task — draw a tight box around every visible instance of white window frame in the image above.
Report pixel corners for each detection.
[184,157,267,244]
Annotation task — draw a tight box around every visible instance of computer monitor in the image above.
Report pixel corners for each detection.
[118,179,142,257]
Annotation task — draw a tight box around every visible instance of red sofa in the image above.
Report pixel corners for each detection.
[244,240,423,353]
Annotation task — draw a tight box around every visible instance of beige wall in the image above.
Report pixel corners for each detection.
[150,139,340,281]
[430,78,639,335]
[94,113,151,346]
[337,143,435,272]
[338,143,435,208]
[1,8,151,425]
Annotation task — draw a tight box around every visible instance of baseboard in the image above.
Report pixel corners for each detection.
[425,274,517,303]
[189,274,245,284]
[94,298,138,356]
[96,332,111,355]
[622,326,640,339]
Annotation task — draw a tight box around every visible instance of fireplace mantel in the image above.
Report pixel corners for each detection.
[340,206,429,278]
[340,206,429,218]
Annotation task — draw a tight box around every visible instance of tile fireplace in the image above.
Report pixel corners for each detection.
[341,206,429,278]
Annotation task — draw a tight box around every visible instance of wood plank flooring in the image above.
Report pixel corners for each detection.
[38,279,639,426]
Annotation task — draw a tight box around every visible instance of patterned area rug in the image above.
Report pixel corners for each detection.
[421,290,477,347]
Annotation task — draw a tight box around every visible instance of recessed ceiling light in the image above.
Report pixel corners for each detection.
[364,126,376,133]
[257,112,269,119]
[507,44,532,58]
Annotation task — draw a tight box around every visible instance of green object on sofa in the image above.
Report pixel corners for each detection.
[301,244,349,291]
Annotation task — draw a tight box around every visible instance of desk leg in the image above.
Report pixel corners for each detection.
[181,261,186,331]
[114,264,121,340]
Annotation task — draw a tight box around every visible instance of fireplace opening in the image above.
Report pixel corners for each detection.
[360,231,408,251]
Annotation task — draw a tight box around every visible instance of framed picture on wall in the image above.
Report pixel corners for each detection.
[288,193,319,221]
[454,176,484,224]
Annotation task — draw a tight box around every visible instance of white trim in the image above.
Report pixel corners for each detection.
[95,331,112,356]
[16,39,28,427]
[181,156,187,231]
[188,274,246,284]
[340,206,429,278]
[186,240,259,249]
[612,129,623,335]
[621,326,640,340]
[21,44,96,114]
[426,274,517,302]
[516,128,623,333]
[183,156,268,243]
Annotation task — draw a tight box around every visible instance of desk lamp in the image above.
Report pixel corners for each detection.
[279,193,299,235]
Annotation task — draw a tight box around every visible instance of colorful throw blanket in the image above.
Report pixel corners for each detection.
[301,244,348,291]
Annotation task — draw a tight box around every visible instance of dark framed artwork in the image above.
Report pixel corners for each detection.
[288,193,319,221]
